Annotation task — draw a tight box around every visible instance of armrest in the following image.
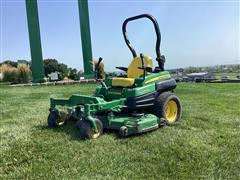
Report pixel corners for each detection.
[138,67,152,73]
[116,67,128,72]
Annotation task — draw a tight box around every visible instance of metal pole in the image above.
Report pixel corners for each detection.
[78,0,94,79]
[25,0,45,83]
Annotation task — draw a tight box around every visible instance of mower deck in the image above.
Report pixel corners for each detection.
[98,113,160,136]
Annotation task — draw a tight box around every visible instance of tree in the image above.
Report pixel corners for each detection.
[0,60,18,67]
[17,64,32,83]
[43,59,69,80]
[57,63,68,80]
[68,68,80,80]
[43,59,59,76]
[78,70,84,77]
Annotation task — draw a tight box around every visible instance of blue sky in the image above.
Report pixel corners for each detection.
[1,0,239,71]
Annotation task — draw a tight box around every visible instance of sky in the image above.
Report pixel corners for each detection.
[0,0,239,71]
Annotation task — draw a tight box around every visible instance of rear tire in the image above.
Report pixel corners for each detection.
[79,119,103,139]
[152,91,182,125]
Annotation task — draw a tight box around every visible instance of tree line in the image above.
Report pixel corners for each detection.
[0,59,84,83]
[43,59,83,80]
[1,58,238,84]
[168,64,240,74]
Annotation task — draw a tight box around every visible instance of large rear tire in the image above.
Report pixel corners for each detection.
[79,119,103,139]
[152,92,182,125]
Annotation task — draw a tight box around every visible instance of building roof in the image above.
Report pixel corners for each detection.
[187,72,209,76]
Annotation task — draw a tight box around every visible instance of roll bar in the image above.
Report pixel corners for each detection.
[122,14,165,71]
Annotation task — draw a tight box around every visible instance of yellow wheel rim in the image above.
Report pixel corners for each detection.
[165,100,178,124]
[92,131,100,139]
[56,111,67,126]
[56,120,65,126]
[91,123,101,139]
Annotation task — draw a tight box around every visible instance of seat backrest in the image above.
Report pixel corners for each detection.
[127,56,152,78]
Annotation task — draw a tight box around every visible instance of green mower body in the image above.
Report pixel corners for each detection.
[48,14,182,139]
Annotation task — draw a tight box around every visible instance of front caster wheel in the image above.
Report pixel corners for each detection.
[47,110,68,128]
[119,126,128,136]
[79,119,103,139]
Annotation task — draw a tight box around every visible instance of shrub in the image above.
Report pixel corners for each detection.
[63,77,69,80]
[0,64,19,83]
[0,64,32,84]
[17,64,32,83]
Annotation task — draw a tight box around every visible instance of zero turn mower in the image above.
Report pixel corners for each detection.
[48,14,182,139]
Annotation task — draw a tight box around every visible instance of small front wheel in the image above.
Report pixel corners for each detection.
[47,110,67,128]
[79,119,103,139]
[119,126,128,136]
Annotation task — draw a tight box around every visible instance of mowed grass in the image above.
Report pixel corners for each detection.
[215,72,239,80]
[0,83,239,179]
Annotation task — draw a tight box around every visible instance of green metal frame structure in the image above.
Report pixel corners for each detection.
[25,0,94,82]
[25,0,45,83]
[78,0,94,79]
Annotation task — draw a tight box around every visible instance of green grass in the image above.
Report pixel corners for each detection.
[1,83,240,179]
[215,72,239,80]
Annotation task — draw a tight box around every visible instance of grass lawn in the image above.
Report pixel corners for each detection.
[215,72,239,80]
[1,83,240,179]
